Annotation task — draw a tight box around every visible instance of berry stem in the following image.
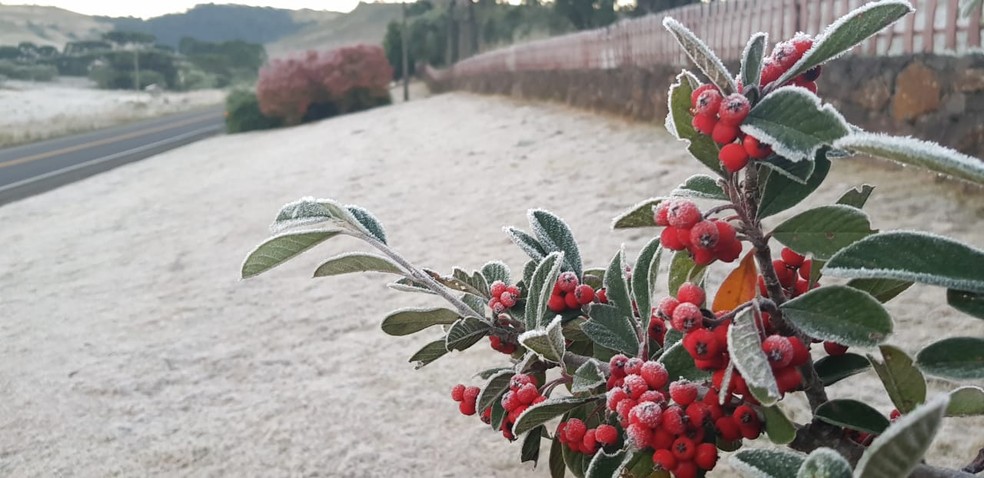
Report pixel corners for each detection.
[701,203,737,220]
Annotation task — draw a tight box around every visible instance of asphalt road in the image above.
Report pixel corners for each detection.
[0,107,225,205]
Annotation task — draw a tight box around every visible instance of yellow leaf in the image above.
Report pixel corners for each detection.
[712,250,759,313]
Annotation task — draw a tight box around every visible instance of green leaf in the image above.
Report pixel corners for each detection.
[477,370,516,413]
[475,367,513,380]
[815,399,890,434]
[423,268,485,298]
[670,174,728,200]
[491,393,507,430]
[612,198,661,229]
[762,404,797,445]
[728,307,780,406]
[445,316,491,351]
[408,338,449,369]
[631,238,662,327]
[916,337,984,380]
[846,278,912,303]
[520,316,566,364]
[868,345,926,414]
[668,250,707,296]
[835,132,984,186]
[731,448,806,478]
[572,360,606,394]
[657,341,711,382]
[582,304,639,357]
[946,386,984,417]
[563,438,590,478]
[664,70,723,175]
[825,231,984,293]
[522,425,544,467]
[481,260,511,286]
[241,231,341,279]
[381,307,460,336]
[815,353,871,386]
[780,285,893,347]
[527,252,566,329]
[758,154,831,218]
[662,18,737,95]
[760,154,816,184]
[742,87,850,162]
[773,0,914,87]
[585,449,627,478]
[740,33,767,91]
[604,249,635,323]
[346,205,387,244]
[549,437,566,478]
[513,396,603,436]
[947,289,984,320]
[271,197,365,234]
[773,205,875,261]
[506,227,548,262]
[836,185,874,209]
[796,448,852,478]
[530,209,583,277]
[388,277,435,295]
[854,394,949,478]
[312,252,403,277]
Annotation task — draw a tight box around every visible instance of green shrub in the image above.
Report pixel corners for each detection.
[225,89,283,134]
[0,60,57,81]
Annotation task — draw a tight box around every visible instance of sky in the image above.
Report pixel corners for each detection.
[2,1,365,18]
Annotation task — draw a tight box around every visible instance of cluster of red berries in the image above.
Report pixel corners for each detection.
[848,408,902,447]
[547,271,606,313]
[654,199,742,265]
[488,280,520,314]
[758,247,819,300]
[497,374,547,440]
[451,383,481,416]
[690,83,767,173]
[760,34,822,93]
[557,419,619,455]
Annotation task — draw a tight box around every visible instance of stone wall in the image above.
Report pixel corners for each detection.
[424,54,984,158]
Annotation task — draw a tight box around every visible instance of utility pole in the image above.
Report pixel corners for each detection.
[133,46,140,91]
[402,1,409,102]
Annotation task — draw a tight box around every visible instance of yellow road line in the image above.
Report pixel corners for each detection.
[0,112,219,170]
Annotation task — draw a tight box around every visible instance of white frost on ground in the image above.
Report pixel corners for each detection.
[0,92,981,477]
[0,78,224,147]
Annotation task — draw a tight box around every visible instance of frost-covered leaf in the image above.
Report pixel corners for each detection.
[915,337,984,380]
[409,338,449,369]
[946,386,984,417]
[549,436,566,478]
[346,205,387,244]
[270,197,365,234]
[662,18,737,94]
[572,360,606,394]
[424,268,485,297]
[527,252,566,329]
[445,316,491,351]
[612,198,662,229]
[762,404,796,445]
[513,396,603,436]
[759,154,831,218]
[836,185,875,209]
[478,369,516,413]
[760,153,816,184]
[728,307,780,406]
[816,399,891,434]
[781,285,893,347]
[491,393,507,430]
[845,278,912,303]
[740,33,767,91]
[835,133,984,187]
[312,252,403,277]
[631,237,662,326]
[522,425,544,467]
[604,249,635,323]
[530,209,583,277]
[947,289,984,320]
[868,345,926,414]
[481,261,511,287]
[583,304,639,356]
[665,71,724,175]
[506,227,548,262]
[772,205,876,260]
[825,231,984,293]
[520,316,566,364]
[712,251,758,312]
[668,250,707,296]
[742,87,850,162]
[731,448,806,478]
[563,436,590,478]
[241,230,341,279]
[475,367,512,380]
[657,340,711,382]
[815,353,871,386]
[797,448,853,478]
[670,174,728,200]
[773,0,914,87]
[585,449,627,478]
[382,307,460,336]
[854,394,949,478]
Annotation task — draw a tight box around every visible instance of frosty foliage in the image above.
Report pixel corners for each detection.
[728,308,780,406]
[834,132,984,186]
[517,316,565,363]
[853,394,949,478]
[796,448,852,478]
[270,196,364,235]
[740,32,768,89]
[662,17,739,94]
[731,448,808,478]
[741,87,851,162]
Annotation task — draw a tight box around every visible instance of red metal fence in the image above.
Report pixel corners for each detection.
[437,0,983,78]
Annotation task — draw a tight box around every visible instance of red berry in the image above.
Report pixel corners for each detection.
[516,383,539,405]
[510,373,537,390]
[690,83,716,108]
[695,88,723,116]
[630,401,663,428]
[683,328,721,362]
[692,113,717,135]
[677,282,705,306]
[718,93,750,125]
[581,429,598,454]
[625,423,652,450]
[557,271,579,293]
[623,374,649,400]
[671,302,704,333]
[490,281,507,298]
[595,424,618,446]
[890,409,902,420]
[640,361,670,390]
[653,449,677,471]
[789,336,811,367]
[743,135,772,159]
[686,402,710,427]
[564,291,580,310]
[616,398,637,424]
[715,415,742,441]
[781,247,806,268]
[565,418,587,443]
[499,291,518,308]
[773,260,797,288]
[609,354,629,377]
[692,246,716,266]
[671,436,696,461]
[654,201,671,226]
[573,284,595,305]
[463,386,480,403]
[791,35,814,58]
[762,335,794,369]
[547,293,566,313]
[771,41,799,70]
[760,58,782,87]
[734,405,759,427]
[489,298,505,314]
[640,390,666,404]
[690,220,720,250]
[648,315,667,344]
[669,380,699,407]
[451,384,466,402]
[624,358,644,376]
[775,366,804,393]
[719,143,750,173]
[596,288,608,303]
[657,296,680,321]
[607,387,629,410]
[711,122,740,145]
[824,341,849,356]
[799,259,813,280]
[676,227,693,249]
[667,200,702,229]
[794,278,810,297]
[662,405,686,435]
[673,461,698,478]
[716,237,743,263]
[660,226,686,250]
[459,400,477,415]
[694,442,719,470]
[651,428,675,450]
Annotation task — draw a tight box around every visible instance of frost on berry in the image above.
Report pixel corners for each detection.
[666,200,702,229]
[557,271,579,292]
[629,401,663,428]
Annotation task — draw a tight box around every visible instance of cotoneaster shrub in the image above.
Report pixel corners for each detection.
[225,89,283,134]
[242,2,984,477]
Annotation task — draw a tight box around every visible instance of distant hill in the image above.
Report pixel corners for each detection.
[0,4,112,47]
[266,2,402,57]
